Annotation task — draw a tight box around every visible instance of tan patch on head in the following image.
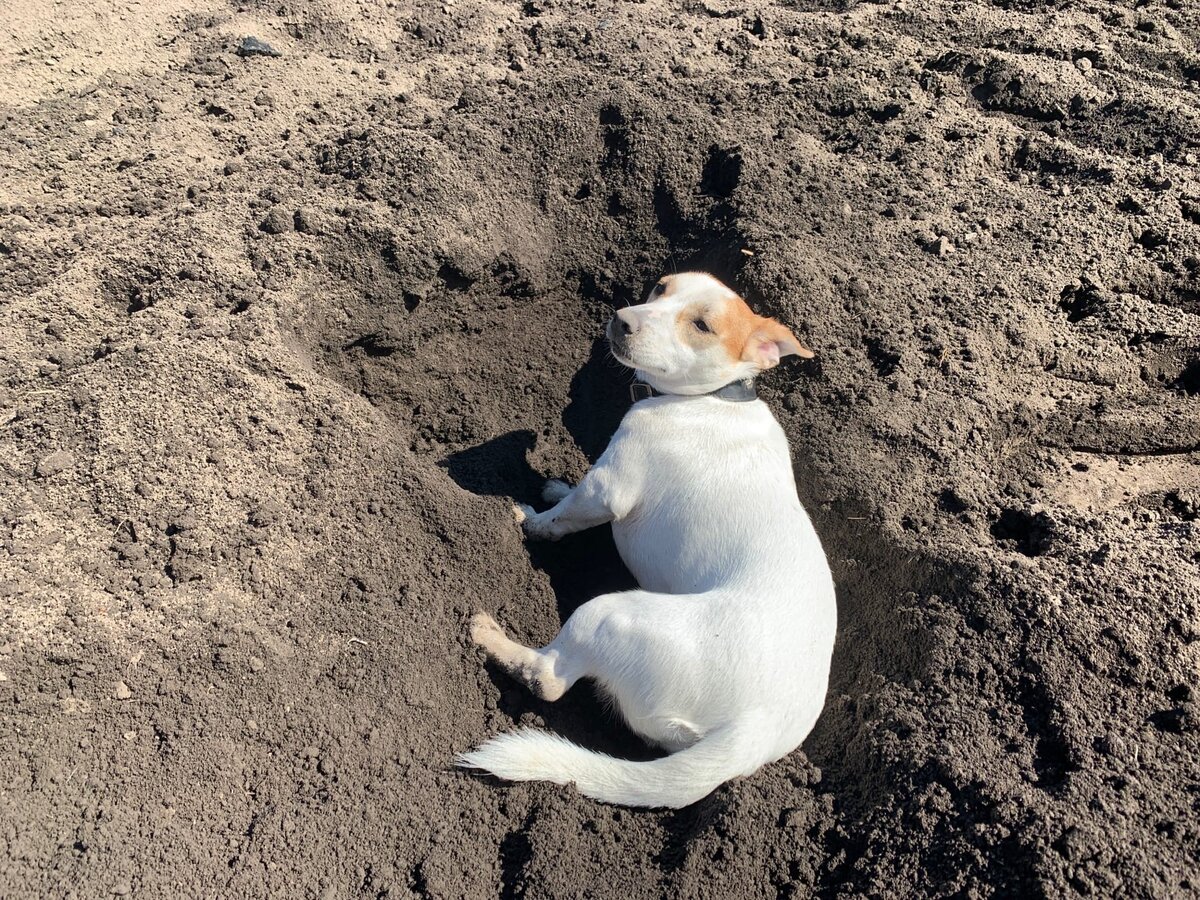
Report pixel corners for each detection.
[713,295,766,361]
[672,295,741,350]
[659,272,813,365]
[677,293,814,367]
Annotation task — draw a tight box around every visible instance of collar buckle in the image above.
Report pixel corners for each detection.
[629,383,656,403]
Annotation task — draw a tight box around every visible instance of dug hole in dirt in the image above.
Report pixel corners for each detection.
[1,1,1199,897]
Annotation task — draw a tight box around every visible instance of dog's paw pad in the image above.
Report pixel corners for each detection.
[541,479,571,503]
[512,503,533,524]
[469,612,505,648]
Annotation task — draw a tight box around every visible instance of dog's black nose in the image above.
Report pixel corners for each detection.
[607,317,631,342]
[615,308,638,335]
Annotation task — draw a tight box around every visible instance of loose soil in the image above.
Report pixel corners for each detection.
[2,0,1199,897]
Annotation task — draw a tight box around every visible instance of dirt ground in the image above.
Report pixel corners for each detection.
[1,0,1198,896]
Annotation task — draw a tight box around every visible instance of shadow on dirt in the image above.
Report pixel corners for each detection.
[441,337,639,623]
[562,337,632,463]
[443,344,652,760]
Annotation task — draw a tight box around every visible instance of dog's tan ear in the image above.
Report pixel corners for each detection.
[742,319,814,369]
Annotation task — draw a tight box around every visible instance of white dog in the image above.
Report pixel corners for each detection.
[459,272,837,808]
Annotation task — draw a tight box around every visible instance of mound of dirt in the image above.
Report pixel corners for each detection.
[2,0,1198,897]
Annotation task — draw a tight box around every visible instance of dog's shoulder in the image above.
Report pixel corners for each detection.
[614,397,662,433]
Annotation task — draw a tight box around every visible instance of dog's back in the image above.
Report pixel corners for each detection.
[610,395,832,603]
[606,394,836,755]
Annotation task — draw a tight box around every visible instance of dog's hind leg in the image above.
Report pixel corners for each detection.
[470,613,579,702]
[545,590,714,749]
[541,479,572,504]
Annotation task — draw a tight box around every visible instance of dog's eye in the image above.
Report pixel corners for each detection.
[693,319,711,334]
[652,282,666,296]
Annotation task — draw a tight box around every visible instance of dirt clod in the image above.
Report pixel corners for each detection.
[35,451,75,478]
[257,208,292,235]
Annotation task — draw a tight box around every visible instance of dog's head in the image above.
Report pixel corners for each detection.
[606,272,813,394]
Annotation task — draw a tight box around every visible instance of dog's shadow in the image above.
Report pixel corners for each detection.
[442,338,657,762]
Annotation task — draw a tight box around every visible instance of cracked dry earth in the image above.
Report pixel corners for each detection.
[2,0,1199,897]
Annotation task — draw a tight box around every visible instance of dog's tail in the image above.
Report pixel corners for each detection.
[456,725,759,809]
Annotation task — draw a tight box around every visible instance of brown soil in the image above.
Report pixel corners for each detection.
[2,1,1199,897]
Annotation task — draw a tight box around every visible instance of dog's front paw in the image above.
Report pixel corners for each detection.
[541,479,572,504]
[469,611,506,651]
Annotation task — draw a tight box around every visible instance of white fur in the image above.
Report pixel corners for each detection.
[460,273,836,808]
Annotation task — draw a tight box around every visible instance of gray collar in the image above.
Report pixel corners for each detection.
[629,378,758,404]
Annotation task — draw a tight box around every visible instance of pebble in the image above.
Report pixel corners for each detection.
[237,37,282,58]
[248,655,265,673]
[928,235,956,257]
[223,159,244,176]
[35,450,75,477]
[114,680,132,700]
[1075,57,1092,73]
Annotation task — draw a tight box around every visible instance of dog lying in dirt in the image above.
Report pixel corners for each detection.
[460,272,837,808]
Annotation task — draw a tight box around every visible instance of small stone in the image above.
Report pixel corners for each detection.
[259,208,292,234]
[114,681,132,700]
[317,755,336,777]
[110,879,132,896]
[248,655,265,673]
[928,235,956,257]
[237,36,282,58]
[1075,57,1092,73]
[36,450,75,477]
[223,159,244,176]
